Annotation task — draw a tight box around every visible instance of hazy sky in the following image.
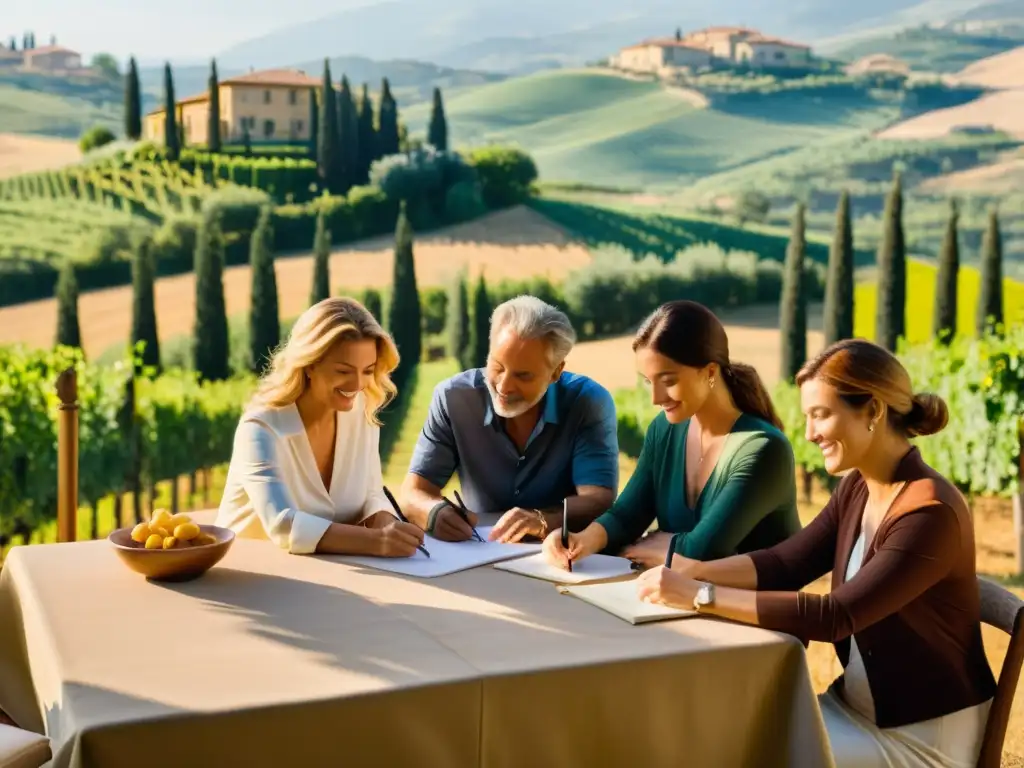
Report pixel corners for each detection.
[3,0,379,63]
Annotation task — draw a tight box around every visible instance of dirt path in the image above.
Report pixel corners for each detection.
[875,89,1024,140]
[566,302,825,392]
[0,133,80,179]
[0,207,592,357]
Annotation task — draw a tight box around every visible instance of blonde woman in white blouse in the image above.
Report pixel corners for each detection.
[216,297,426,557]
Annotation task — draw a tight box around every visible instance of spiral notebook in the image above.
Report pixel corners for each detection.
[557,579,698,625]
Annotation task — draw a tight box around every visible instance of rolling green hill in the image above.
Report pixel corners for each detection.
[403,69,898,191]
[0,83,121,137]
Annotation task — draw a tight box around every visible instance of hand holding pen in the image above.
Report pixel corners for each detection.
[381,486,431,559]
[442,490,484,542]
[561,498,572,573]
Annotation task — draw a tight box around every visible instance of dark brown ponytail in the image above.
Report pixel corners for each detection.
[723,362,783,430]
[634,300,784,430]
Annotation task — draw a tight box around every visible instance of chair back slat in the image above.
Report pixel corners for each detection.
[976,577,1024,768]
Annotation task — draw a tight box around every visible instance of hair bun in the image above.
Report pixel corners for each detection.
[906,393,949,437]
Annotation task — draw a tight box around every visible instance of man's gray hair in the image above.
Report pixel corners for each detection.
[490,295,577,364]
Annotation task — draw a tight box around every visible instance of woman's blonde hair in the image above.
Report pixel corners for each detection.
[249,297,400,424]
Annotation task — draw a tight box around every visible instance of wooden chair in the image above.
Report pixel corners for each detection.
[977,576,1024,768]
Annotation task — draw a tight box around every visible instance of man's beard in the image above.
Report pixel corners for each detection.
[486,381,543,419]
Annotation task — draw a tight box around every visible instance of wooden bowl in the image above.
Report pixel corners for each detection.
[108,524,235,582]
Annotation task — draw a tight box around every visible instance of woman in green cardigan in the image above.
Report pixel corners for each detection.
[543,300,801,570]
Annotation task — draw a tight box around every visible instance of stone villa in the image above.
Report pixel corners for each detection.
[611,26,812,75]
[0,43,86,74]
[143,68,321,145]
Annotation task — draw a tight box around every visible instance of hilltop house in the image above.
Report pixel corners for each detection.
[611,26,812,75]
[21,45,82,72]
[0,45,20,69]
[144,68,320,145]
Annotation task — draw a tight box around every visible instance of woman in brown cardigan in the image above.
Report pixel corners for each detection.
[636,339,997,767]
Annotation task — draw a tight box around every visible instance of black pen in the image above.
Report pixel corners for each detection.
[664,533,677,569]
[382,486,431,558]
[562,498,572,573]
[447,490,484,542]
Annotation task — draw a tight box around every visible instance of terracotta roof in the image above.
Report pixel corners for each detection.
[741,34,811,49]
[23,45,78,56]
[221,68,321,88]
[688,26,759,37]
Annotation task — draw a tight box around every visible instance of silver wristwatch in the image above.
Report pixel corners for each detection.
[693,582,715,612]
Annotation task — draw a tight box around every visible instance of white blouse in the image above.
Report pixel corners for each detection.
[215,396,393,554]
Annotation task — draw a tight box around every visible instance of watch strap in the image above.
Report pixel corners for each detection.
[425,500,452,534]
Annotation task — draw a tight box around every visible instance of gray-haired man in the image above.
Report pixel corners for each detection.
[400,295,619,543]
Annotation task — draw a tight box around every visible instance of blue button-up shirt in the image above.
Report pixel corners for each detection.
[407,368,619,515]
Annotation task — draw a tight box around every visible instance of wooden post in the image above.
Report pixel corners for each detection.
[1015,425,1024,577]
[56,367,79,543]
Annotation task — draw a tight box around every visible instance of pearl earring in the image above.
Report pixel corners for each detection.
[709,378,715,389]
[868,423,874,432]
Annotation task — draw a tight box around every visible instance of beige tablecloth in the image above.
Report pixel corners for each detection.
[0,537,833,768]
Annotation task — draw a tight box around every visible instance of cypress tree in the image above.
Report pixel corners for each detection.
[823,190,854,347]
[317,60,340,192]
[356,84,376,183]
[310,208,331,306]
[376,78,400,159]
[130,236,160,374]
[932,198,960,344]
[163,62,180,161]
[207,58,221,153]
[427,87,448,151]
[386,203,422,388]
[337,75,359,193]
[875,171,906,351]
[124,56,142,140]
[468,273,492,370]
[249,206,280,374]
[178,105,187,148]
[362,288,383,320]
[779,203,807,383]
[976,208,1004,337]
[309,88,319,157]
[447,270,470,366]
[193,212,230,381]
[55,260,82,350]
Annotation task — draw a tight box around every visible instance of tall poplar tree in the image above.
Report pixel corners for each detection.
[317,60,340,192]
[427,87,448,151]
[779,203,807,383]
[130,236,160,374]
[932,199,960,344]
[337,75,359,193]
[310,209,331,306]
[193,213,230,381]
[124,56,142,140]
[468,274,492,370]
[249,206,280,374]
[976,208,1004,337]
[376,78,400,158]
[163,62,180,161]
[874,172,906,351]
[447,270,470,367]
[823,191,854,347]
[356,84,376,184]
[207,58,222,152]
[55,260,82,351]
[386,203,422,388]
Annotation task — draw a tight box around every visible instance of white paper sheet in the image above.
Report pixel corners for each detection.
[492,552,638,584]
[331,526,540,578]
[558,579,699,625]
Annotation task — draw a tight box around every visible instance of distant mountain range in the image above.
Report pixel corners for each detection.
[214,0,1024,75]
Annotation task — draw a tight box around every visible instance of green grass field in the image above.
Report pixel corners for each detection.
[0,84,120,137]
[854,258,1024,344]
[403,69,897,191]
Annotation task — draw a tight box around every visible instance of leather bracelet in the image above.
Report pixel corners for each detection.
[426,500,452,534]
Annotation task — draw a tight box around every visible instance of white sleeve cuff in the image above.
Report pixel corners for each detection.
[287,510,333,554]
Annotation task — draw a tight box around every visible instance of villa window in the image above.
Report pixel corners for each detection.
[263,90,271,104]
[263,119,275,138]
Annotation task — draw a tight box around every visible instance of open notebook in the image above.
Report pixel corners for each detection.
[558,579,698,625]
[332,526,540,578]
[493,552,638,584]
